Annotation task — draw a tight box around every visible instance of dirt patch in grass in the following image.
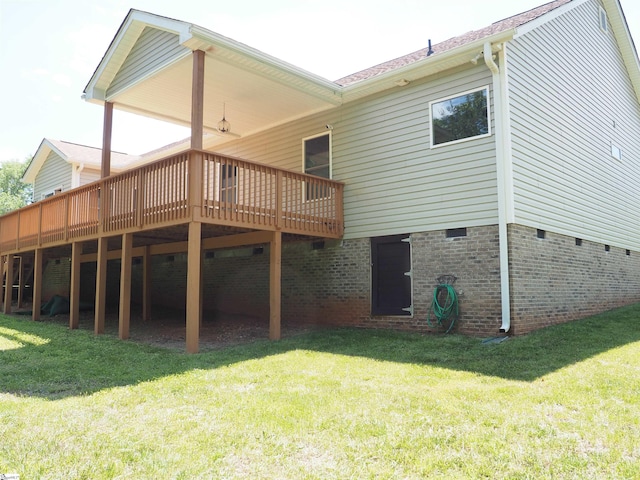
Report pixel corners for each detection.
[8,303,318,351]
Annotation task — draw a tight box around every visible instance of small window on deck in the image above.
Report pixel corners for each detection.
[430,87,490,147]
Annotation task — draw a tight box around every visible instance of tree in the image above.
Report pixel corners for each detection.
[0,158,33,215]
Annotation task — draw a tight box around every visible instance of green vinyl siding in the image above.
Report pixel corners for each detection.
[214,63,498,239]
[33,151,72,200]
[108,27,189,97]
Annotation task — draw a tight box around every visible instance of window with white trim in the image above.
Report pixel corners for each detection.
[41,186,63,200]
[430,87,490,147]
[303,132,331,200]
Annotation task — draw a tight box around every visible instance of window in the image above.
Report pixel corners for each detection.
[430,87,490,147]
[41,186,63,200]
[303,132,331,200]
[371,235,412,316]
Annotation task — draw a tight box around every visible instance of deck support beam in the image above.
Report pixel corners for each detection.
[119,233,133,340]
[17,256,24,308]
[70,242,81,329]
[94,237,108,334]
[3,254,13,314]
[269,231,282,340]
[32,249,43,321]
[101,101,113,178]
[142,246,151,322]
[186,221,202,353]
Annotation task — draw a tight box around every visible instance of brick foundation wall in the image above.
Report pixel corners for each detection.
[79,260,122,312]
[130,249,270,319]
[35,223,639,337]
[277,226,503,336]
[42,258,71,301]
[508,224,640,334]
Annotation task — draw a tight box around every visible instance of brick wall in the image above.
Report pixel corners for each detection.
[508,224,640,334]
[42,258,71,300]
[35,223,639,337]
[277,226,502,336]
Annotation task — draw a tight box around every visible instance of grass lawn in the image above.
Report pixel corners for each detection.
[1,306,639,479]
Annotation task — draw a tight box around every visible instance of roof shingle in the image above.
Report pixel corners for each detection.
[335,0,572,86]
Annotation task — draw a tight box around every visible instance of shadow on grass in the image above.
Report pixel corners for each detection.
[1,303,639,399]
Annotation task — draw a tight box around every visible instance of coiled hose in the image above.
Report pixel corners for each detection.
[427,283,458,333]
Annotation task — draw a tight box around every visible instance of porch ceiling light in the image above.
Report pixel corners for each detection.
[217,103,231,133]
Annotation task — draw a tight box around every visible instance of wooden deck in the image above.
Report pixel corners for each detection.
[0,149,344,353]
[0,149,344,254]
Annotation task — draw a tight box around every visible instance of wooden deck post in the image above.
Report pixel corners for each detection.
[94,236,108,334]
[32,249,43,321]
[3,254,13,314]
[0,255,4,310]
[142,245,151,322]
[119,233,133,340]
[69,242,81,329]
[17,256,24,308]
[269,231,282,340]
[101,101,113,178]
[186,221,202,353]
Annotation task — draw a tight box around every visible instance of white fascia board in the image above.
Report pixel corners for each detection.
[188,25,343,105]
[83,9,194,103]
[341,30,515,104]
[22,139,70,184]
[603,0,640,102]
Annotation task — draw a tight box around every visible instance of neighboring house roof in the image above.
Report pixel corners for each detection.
[22,138,139,184]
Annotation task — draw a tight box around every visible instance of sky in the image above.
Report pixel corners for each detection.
[1,0,639,164]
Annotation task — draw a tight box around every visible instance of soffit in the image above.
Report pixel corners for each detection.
[110,51,340,140]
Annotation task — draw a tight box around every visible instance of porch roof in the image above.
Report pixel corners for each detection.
[81,0,640,148]
[82,9,343,151]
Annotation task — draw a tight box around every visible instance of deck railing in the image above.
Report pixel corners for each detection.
[0,149,344,253]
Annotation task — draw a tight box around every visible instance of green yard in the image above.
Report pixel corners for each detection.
[1,306,639,479]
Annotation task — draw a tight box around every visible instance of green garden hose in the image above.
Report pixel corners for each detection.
[427,283,458,333]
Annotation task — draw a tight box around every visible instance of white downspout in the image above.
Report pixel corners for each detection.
[484,42,512,333]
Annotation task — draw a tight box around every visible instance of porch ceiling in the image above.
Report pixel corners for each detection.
[111,52,340,143]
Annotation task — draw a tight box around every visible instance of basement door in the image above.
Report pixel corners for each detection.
[371,234,412,316]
